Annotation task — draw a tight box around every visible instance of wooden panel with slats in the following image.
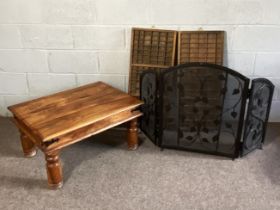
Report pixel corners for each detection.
[129,28,177,97]
[178,31,224,65]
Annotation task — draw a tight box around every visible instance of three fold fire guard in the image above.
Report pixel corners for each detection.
[140,63,274,159]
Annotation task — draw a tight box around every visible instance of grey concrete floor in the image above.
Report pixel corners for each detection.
[1,117,280,210]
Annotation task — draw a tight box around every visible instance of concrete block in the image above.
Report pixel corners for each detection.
[0,96,6,116]
[43,0,95,24]
[95,0,149,24]
[28,73,76,95]
[99,51,129,75]
[0,25,22,48]
[260,0,280,24]
[124,75,129,93]
[72,26,125,50]
[0,0,42,23]
[227,0,262,24]
[0,73,28,94]
[49,51,98,73]
[20,25,73,49]
[0,50,48,73]
[232,26,280,51]
[3,95,32,116]
[77,74,125,91]
[255,53,280,77]
[150,0,262,25]
[4,95,32,106]
[227,52,255,76]
[268,101,280,122]
[266,78,280,100]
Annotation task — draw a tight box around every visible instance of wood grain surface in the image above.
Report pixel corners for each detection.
[9,82,143,143]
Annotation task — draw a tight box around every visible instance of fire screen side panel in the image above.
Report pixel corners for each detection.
[218,73,248,157]
[140,71,158,144]
[160,64,249,158]
[241,78,274,156]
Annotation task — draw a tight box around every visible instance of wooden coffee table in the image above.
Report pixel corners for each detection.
[8,82,143,189]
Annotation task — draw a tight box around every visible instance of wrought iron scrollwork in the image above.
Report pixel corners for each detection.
[176,68,224,150]
[140,71,157,144]
[159,64,250,158]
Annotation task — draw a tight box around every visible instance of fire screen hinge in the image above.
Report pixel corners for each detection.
[247,88,252,99]
[154,115,160,145]
[239,142,243,153]
[156,89,160,100]
[155,89,161,146]
[155,125,161,146]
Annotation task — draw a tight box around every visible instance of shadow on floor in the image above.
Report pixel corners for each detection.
[261,123,280,185]
[61,129,128,183]
[0,117,133,187]
[0,175,46,190]
[0,118,22,158]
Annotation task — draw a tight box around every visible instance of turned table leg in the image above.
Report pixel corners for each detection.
[127,118,138,150]
[45,151,63,189]
[20,132,37,157]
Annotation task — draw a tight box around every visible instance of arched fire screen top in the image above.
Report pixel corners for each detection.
[140,63,274,159]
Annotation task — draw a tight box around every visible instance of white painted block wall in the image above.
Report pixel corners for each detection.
[0,0,280,121]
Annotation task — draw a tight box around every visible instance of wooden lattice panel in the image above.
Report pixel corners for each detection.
[129,28,177,97]
[178,31,224,65]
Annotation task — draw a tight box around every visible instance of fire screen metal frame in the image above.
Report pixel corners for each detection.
[241,78,274,157]
[140,70,158,145]
[140,63,274,159]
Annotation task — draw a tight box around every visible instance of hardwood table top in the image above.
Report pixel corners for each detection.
[8,82,143,143]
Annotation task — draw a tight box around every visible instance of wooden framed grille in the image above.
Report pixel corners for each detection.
[129,28,177,97]
[178,31,224,65]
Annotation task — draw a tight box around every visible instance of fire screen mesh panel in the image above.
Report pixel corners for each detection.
[160,64,248,157]
[178,31,224,65]
[140,63,274,158]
